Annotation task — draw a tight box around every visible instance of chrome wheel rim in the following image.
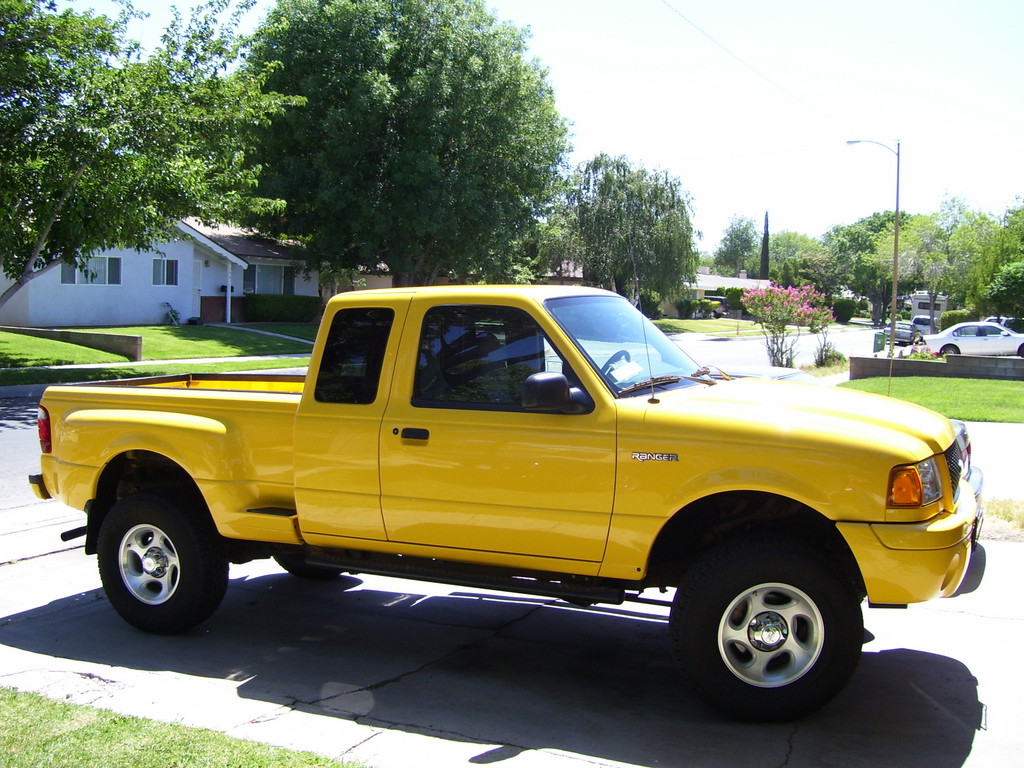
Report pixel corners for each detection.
[717,582,824,688]
[118,523,180,605]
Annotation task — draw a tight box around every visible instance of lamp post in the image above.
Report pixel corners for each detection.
[847,139,901,358]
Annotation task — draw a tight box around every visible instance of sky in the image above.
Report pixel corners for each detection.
[67,0,1024,251]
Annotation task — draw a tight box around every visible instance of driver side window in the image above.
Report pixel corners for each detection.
[413,305,564,409]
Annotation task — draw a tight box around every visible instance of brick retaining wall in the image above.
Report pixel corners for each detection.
[0,326,142,361]
[850,354,1024,381]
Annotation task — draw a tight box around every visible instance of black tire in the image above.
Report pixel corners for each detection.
[274,553,345,580]
[1017,343,1024,357]
[97,492,228,634]
[670,535,863,721]
[940,344,960,356]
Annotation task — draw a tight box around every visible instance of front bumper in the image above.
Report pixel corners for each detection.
[838,467,984,606]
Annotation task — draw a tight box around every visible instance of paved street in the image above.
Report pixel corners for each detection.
[674,325,877,371]
[2,392,1022,767]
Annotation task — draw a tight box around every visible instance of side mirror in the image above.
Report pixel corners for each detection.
[522,372,593,414]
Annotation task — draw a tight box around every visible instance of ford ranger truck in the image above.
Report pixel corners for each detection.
[29,284,984,721]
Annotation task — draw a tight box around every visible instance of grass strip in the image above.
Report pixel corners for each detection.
[0,687,360,768]
[839,376,1024,423]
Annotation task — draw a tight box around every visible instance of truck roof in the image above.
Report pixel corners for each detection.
[327,284,619,303]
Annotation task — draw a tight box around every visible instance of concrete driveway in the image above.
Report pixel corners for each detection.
[2,397,1023,767]
[1,512,1021,768]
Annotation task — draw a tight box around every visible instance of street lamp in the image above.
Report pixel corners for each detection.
[847,139,901,358]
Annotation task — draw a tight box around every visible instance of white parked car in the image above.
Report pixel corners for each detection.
[911,315,936,335]
[922,321,1024,357]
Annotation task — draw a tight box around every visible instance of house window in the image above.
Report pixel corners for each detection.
[243,264,295,295]
[152,258,179,286]
[60,256,122,285]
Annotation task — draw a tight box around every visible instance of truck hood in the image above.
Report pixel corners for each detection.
[639,378,954,461]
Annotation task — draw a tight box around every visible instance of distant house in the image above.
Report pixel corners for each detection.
[0,220,318,327]
[686,266,769,299]
[660,266,769,318]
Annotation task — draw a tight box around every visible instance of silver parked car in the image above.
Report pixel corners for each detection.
[922,321,1024,357]
[890,320,923,346]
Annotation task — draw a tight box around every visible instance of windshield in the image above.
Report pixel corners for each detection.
[546,294,708,396]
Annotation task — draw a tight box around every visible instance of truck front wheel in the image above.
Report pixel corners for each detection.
[670,535,863,721]
[97,493,228,634]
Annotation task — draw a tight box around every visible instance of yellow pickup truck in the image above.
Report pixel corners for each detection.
[30,285,983,721]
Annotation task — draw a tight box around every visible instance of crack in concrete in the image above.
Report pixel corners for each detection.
[778,722,798,767]
[0,545,84,568]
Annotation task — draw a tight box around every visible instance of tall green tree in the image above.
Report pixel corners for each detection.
[984,259,1024,318]
[0,0,292,312]
[967,205,1022,312]
[243,0,569,286]
[758,211,769,280]
[824,212,897,323]
[713,216,759,277]
[557,153,697,304]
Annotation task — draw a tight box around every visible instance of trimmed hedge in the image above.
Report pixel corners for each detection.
[245,294,322,322]
[831,298,857,323]
[940,308,975,330]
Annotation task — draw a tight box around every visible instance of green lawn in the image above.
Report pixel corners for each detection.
[0,332,128,367]
[82,325,314,359]
[839,376,1024,423]
[0,687,360,768]
[654,317,762,336]
[0,326,312,387]
[243,322,320,341]
[0,326,311,368]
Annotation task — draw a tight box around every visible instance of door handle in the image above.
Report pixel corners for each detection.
[400,427,430,441]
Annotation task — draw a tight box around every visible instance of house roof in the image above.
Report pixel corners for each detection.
[180,219,301,264]
[687,270,769,293]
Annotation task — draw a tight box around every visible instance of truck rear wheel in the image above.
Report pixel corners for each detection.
[670,535,863,721]
[97,493,228,634]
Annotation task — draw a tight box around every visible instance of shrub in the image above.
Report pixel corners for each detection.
[674,298,695,319]
[724,286,745,312]
[831,298,857,323]
[245,294,322,322]
[940,308,974,330]
[814,340,846,367]
[639,290,663,319]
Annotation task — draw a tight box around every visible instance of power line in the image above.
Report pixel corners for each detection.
[658,0,842,128]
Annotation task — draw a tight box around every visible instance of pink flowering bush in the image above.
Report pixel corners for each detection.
[742,283,834,367]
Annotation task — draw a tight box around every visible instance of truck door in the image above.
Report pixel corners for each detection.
[294,300,405,543]
[380,301,616,564]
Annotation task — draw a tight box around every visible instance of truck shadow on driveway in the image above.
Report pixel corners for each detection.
[0,569,983,767]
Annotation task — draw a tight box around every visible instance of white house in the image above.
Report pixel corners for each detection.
[0,220,319,327]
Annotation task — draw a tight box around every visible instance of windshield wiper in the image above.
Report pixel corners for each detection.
[617,375,683,396]
[696,365,733,381]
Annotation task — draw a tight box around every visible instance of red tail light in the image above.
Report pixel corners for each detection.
[37,405,52,454]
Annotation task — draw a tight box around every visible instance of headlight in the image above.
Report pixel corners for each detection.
[888,457,943,507]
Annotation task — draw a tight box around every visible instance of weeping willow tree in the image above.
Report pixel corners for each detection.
[557,154,698,306]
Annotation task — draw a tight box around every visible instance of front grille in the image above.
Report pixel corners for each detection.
[945,440,963,491]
